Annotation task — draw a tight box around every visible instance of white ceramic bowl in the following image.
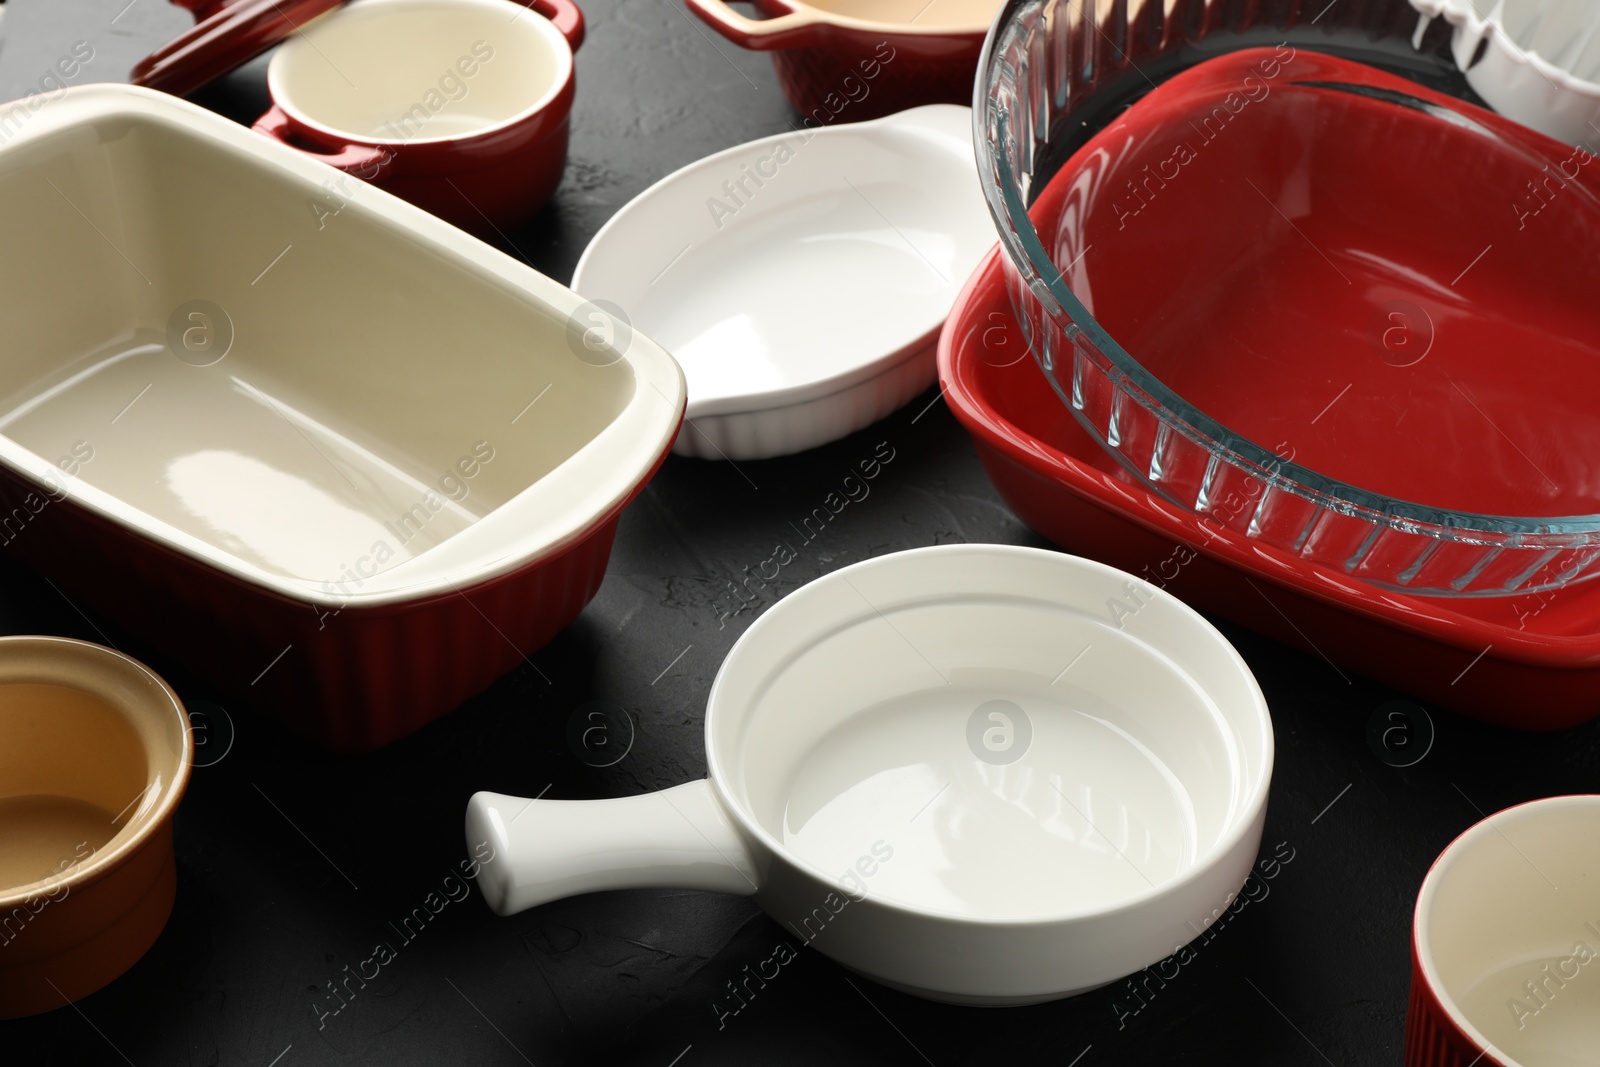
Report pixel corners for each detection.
[1411,0,1600,145]
[571,104,996,460]
[467,544,1274,1004]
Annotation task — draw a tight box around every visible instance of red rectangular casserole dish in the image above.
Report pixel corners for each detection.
[941,247,1600,731]
[0,85,685,749]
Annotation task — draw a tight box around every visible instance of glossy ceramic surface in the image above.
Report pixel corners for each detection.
[941,247,1600,731]
[1405,796,1600,1067]
[0,84,684,747]
[685,0,999,122]
[0,637,192,1019]
[573,104,993,459]
[468,543,1273,1004]
[252,0,584,232]
[979,2,1600,597]
[169,0,246,24]
[132,0,342,98]
[1412,0,1600,146]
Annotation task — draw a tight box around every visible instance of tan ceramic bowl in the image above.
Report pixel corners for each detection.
[0,637,192,1018]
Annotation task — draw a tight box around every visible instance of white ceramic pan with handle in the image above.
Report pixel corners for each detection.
[467,544,1275,1005]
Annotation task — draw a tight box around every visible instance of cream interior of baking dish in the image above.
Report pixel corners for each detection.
[800,0,1001,31]
[0,88,684,605]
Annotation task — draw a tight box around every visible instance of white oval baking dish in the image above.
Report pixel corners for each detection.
[571,104,995,460]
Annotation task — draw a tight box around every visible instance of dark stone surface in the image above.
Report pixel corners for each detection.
[0,1,1596,1064]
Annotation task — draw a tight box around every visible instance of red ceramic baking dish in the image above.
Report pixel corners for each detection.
[0,85,684,750]
[684,0,1000,123]
[941,248,1600,731]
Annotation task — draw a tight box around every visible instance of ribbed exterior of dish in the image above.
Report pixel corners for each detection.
[674,340,936,460]
[968,436,1600,729]
[0,466,621,751]
[1404,958,1507,1067]
[980,0,1600,597]
[771,36,981,123]
[376,115,570,234]
[1413,0,1600,145]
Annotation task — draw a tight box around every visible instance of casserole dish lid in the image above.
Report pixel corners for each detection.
[131,0,342,97]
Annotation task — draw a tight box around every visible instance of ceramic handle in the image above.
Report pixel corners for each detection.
[682,0,823,50]
[465,780,760,916]
[250,104,394,176]
[524,0,586,51]
[875,102,976,143]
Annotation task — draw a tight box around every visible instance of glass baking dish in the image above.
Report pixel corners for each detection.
[977,0,1600,596]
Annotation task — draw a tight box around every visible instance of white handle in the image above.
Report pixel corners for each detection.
[870,102,977,148]
[464,779,760,916]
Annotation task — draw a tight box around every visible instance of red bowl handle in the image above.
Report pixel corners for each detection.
[682,0,823,50]
[522,0,586,52]
[252,104,393,177]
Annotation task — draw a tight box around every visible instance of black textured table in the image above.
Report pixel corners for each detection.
[2,2,1598,1064]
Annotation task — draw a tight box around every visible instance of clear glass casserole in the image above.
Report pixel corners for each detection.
[976,0,1600,596]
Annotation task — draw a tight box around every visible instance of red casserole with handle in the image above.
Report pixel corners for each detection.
[684,0,999,123]
[134,0,586,234]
